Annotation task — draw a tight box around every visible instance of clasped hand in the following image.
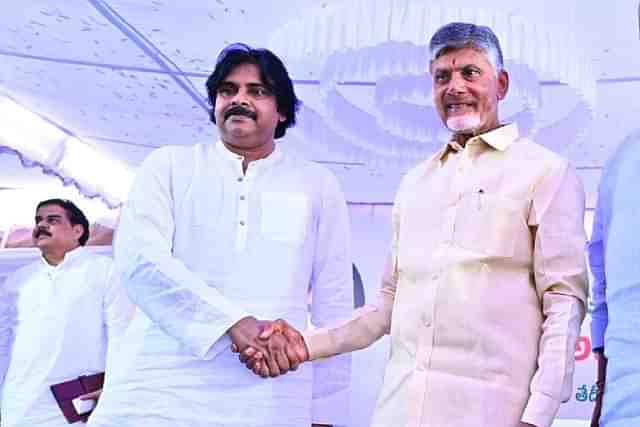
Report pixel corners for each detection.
[228,317,309,378]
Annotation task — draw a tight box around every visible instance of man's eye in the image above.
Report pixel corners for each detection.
[252,87,271,97]
[463,68,480,79]
[217,87,235,96]
[434,73,449,83]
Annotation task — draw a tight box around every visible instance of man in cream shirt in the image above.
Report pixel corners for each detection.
[245,22,588,427]
[0,199,133,427]
[88,43,353,427]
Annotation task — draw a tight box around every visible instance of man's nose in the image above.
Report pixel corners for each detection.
[230,89,250,106]
[446,73,467,94]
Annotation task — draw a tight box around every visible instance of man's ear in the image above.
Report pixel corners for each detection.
[72,224,85,242]
[497,69,509,100]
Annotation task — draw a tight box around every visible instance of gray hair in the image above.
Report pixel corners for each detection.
[429,22,504,72]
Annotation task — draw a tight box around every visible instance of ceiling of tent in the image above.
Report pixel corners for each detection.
[1,0,639,207]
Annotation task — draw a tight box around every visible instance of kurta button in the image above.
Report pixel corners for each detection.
[239,195,246,201]
[423,315,432,327]
[237,177,243,182]
[239,221,245,226]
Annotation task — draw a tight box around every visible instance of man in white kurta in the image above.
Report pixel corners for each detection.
[0,199,134,427]
[88,43,353,427]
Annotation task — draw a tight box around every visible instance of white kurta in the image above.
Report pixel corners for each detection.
[0,247,134,427]
[88,142,353,427]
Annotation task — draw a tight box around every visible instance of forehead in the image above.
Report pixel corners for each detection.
[222,62,264,84]
[36,204,68,218]
[431,47,494,71]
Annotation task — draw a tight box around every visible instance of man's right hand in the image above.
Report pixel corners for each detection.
[227,316,275,378]
[234,319,309,377]
[228,316,305,378]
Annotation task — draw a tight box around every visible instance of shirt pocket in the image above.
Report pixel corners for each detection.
[453,191,522,258]
[260,192,309,246]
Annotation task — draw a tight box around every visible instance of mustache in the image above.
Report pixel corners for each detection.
[224,105,257,121]
[443,96,476,105]
[34,228,52,238]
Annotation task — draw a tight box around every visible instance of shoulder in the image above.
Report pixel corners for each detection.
[399,152,441,190]
[81,252,113,268]
[604,131,640,178]
[282,152,344,192]
[73,252,117,295]
[73,250,114,276]
[512,137,568,173]
[140,144,205,170]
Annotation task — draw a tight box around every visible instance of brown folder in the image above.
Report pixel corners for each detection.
[49,372,105,423]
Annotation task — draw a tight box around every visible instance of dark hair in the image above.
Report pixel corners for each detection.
[429,22,504,71]
[205,43,300,139]
[36,199,90,246]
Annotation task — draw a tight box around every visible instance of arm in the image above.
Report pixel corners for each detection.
[303,257,395,360]
[307,173,354,426]
[521,164,589,427]
[242,177,399,380]
[114,148,251,360]
[303,185,402,360]
[589,181,608,427]
[103,261,136,367]
[589,182,608,355]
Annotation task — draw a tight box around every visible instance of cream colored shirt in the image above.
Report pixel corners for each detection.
[305,124,588,427]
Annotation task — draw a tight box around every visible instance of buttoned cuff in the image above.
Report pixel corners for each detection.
[521,392,561,427]
[303,328,337,361]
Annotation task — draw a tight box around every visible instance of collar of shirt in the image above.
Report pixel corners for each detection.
[215,140,284,175]
[39,246,86,275]
[437,123,519,165]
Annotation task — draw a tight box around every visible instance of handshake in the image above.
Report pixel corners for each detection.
[228,316,310,378]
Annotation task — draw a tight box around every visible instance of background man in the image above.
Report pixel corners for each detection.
[0,199,133,427]
[88,43,353,427]
[247,22,589,427]
[589,131,640,426]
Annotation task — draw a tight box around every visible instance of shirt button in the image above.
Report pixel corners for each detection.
[431,273,439,281]
[239,221,245,226]
[423,315,432,327]
[239,195,246,201]
[237,177,243,182]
